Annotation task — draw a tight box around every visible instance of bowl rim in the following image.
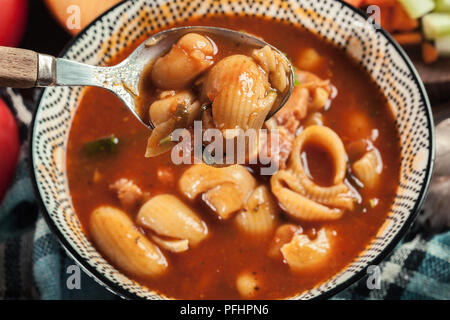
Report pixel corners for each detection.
[28,0,435,300]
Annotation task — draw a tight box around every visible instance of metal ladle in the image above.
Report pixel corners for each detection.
[0,26,294,129]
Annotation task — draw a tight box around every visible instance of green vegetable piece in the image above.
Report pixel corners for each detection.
[436,35,450,56]
[294,68,300,86]
[159,135,172,146]
[83,135,119,156]
[398,0,434,19]
[422,13,450,40]
[435,0,450,12]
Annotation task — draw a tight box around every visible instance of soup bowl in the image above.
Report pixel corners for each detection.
[30,0,434,299]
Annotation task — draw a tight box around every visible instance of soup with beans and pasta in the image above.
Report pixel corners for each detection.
[67,15,401,300]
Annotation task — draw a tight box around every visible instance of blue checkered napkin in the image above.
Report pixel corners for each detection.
[0,88,117,300]
[334,232,450,300]
[0,87,449,300]
[29,216,450,300]
[32,216,117,300]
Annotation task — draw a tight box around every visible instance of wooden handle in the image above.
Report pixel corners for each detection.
[0,46,38,88]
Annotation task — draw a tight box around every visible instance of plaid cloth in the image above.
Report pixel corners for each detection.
[0,88,449,300]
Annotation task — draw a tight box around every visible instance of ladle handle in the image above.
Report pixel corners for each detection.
[0,46,112,89]
[0,46,43,88]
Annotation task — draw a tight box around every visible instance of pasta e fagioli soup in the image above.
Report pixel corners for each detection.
[66,15,401,300]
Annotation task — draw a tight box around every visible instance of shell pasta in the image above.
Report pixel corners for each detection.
[271,170,344,221]
[137,35,292,158]
[281,228,335,273]
[203,54,276,136]
[89,206,168,278]
[271,126,355,221]
[145,90,201,157]
[252,45,290,92]
[137,194,208,246]
[289,125,348,185]
[235,185,279,236]
[352,149,382,190]
[179,164,257,219]
[151,33,216,90]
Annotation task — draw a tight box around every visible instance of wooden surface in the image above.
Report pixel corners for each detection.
[0,47,37,88]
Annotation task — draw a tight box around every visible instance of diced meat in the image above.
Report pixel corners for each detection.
[109,178,143,210]
[260,121,295,170]
[157,166,175,185]
[259,123,294,170]
[277,126,295,169]
[295,70,331,93]
[275,86,309,129]
[283,117,300,135]
[265,69,333,168]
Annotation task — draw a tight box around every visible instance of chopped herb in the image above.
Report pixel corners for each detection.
[294,69,300,86]
[159,135,172,146]
[83,135,119,156]
[290,67,298,86]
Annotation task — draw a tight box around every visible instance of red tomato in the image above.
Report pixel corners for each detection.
[0,99,20,202]
[0,0,28,47]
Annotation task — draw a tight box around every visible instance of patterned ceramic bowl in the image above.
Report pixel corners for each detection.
[30,0,434,299]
